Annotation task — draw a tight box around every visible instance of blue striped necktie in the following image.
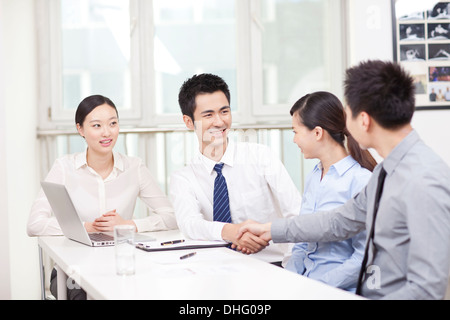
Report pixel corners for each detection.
[213,163,232,223]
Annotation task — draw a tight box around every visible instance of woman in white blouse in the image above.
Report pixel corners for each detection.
[28,95,177,237]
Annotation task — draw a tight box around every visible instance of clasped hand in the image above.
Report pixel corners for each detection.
[85,209,137,232]
[223,220,273,255]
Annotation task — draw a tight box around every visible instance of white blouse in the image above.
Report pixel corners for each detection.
[27,150,177,236]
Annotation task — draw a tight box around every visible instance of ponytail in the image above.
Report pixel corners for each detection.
[291,91,378,172]
[344,129,377,172]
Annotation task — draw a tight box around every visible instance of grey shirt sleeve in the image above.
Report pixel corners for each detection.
[271,185,368,244]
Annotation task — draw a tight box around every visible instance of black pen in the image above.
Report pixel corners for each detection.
[180,252,196,260]
[161,239,185,246]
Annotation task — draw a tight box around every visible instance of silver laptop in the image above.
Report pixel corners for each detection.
[41,181,156,247]
[41,181,115,246]
[41,181,155,247]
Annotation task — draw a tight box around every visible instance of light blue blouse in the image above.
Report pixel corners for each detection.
[285,155,371,292]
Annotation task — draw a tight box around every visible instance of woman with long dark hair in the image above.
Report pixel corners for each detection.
[285,91,376,292]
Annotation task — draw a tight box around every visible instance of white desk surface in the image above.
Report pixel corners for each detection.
[38,230,362,300]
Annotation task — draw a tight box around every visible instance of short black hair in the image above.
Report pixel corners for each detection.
[344,60,415,129]
[75,95,118,127]
[178,73,231,121]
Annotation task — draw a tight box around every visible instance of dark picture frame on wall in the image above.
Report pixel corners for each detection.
[392,0,450,110]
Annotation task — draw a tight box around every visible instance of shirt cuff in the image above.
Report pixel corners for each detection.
[133,219,145,233]
[211,221,227,241]
[271,219,288,243]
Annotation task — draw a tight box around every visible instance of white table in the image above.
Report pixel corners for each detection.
[38,230,362,300]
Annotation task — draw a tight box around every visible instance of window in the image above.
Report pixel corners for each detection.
[36,0,139,128]
[152,0,238,115]
[251,0,346,117]
[61,0,132,111]
[37,0,347,128]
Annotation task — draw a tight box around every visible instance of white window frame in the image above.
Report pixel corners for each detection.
[249,0,348,121]
[36,0,143,129]
[36,0,347,129]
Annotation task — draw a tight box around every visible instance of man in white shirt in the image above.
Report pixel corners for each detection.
[169,74,301,261]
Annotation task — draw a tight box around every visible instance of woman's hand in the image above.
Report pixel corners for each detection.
[91,210,137,232]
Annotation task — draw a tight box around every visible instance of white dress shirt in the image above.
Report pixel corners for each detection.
[28,150,177,236]
[169,141,302,260]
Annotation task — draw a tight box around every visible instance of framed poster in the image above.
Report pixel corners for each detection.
[392,0,450,110]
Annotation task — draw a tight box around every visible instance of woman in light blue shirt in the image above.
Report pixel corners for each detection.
[285,91,377,292]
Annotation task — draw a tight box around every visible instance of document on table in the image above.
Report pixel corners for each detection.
[135,239,229,252]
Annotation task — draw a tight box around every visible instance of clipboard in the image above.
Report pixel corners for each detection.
[136,239,230,252]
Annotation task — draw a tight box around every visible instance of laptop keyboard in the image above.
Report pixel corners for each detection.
[89,233,114,241]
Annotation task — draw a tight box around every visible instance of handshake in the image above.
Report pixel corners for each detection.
[223,220,273,255]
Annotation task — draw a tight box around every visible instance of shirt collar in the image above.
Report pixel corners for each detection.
[196,139,235,175]
[382,129,420,175]
[314,155,358,177]
[113,151,124,171]
[75,149,88,169]
[75,148,124,172]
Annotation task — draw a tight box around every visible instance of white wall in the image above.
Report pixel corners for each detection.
[0,0,40,299]
[0,0,11,300]
[348,0,450,167]
[348,0,394,64]
[412,111,450,166]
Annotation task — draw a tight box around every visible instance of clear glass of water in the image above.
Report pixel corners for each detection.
[114,225,136,276]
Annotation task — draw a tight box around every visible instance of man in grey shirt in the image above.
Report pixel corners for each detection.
[238,60,450,300]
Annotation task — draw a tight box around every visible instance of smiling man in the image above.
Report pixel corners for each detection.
[169,74,301,262]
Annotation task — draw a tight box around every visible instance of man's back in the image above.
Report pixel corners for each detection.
[362,130,450,299]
